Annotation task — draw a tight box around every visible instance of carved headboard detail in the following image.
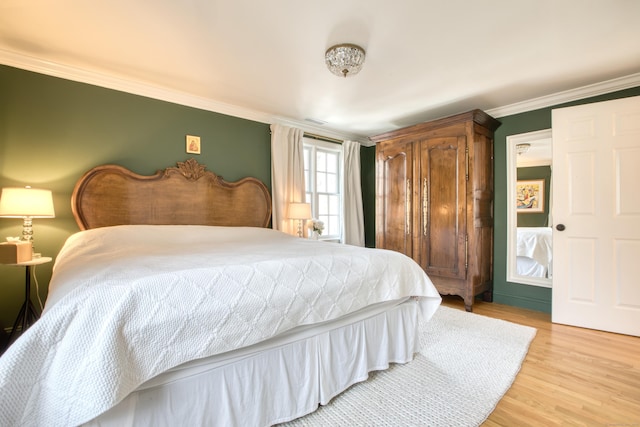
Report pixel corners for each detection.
[72,158,272,230]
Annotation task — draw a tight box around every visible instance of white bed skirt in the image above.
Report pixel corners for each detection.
[516,255,547,277]
[85,298,422,427]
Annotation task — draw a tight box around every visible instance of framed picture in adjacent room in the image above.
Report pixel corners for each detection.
[516,179,544,213]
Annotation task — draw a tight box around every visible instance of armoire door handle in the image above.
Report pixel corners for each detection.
[406,179,411,235]
[423,178,428,236]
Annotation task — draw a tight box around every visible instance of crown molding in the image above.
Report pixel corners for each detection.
[2,48,639,144]
[486,72,640,118]
[0,48,370,145]
[0,48,277,124]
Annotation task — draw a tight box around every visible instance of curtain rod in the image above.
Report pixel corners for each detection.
[303,132,343,144]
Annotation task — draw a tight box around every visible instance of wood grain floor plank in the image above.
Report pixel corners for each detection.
[440,296,640,426]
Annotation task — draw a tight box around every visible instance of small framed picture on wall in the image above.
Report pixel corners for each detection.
[186,135,201,154]
[516,179,544,213]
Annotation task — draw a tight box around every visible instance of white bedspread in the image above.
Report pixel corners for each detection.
[516,227,552,270]
[0,225,440,427]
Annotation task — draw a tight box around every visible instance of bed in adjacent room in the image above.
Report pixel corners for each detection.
[516,226,553,278]
[0,159,441,427]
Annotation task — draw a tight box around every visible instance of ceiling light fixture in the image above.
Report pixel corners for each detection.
[516,143,531,156]
[325,43,366,78]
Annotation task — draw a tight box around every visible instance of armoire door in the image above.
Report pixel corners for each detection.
[376,141,414,258]
[419,136,467,279]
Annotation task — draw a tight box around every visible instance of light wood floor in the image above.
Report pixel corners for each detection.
[441,296,640,427]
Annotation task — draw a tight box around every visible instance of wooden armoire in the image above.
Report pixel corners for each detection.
[371,110,500,311]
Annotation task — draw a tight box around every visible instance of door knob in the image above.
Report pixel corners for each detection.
[556,224,566,231]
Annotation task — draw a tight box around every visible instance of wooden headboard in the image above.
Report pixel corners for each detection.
[71,158,272,230]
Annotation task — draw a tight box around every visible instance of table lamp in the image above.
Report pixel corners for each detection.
[288,202,311,237]
[0,186,55,254]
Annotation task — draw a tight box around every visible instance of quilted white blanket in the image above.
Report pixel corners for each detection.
[0,225,440,427]
[516,226,553,269]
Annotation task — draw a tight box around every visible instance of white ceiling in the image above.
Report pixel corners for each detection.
[517,138,552,168]
[1,0,639,141]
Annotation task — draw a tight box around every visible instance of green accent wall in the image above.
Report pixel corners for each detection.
[361,145,377,248]
[0,64,271,332]
[493,86,640,313]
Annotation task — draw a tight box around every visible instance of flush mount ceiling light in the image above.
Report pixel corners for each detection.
[325,43,366,78]
[516,143,531,155]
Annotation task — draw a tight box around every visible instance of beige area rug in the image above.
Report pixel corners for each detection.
[283,305,537,427]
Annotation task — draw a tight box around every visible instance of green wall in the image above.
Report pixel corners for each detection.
[0,65,271,332]
[361,146,376,248]
[493,86,640,313]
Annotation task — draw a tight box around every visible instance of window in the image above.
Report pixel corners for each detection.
[303,138,342,240]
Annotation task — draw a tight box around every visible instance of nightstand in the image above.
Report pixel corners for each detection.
[3,256,52,344]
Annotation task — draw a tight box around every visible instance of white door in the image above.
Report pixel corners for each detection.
[552,95,640,337]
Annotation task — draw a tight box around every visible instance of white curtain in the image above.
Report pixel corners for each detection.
[342,140,365,246]
[270,124,306,236]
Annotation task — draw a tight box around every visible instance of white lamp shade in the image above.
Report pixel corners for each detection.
[288,202,311,220]
[0,187,55,218]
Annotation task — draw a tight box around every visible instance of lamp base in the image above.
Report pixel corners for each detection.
[21,216,39,255]
[22,216,34,243]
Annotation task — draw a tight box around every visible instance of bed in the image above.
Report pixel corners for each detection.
[516,227,553,278]
[0,159,441,427]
